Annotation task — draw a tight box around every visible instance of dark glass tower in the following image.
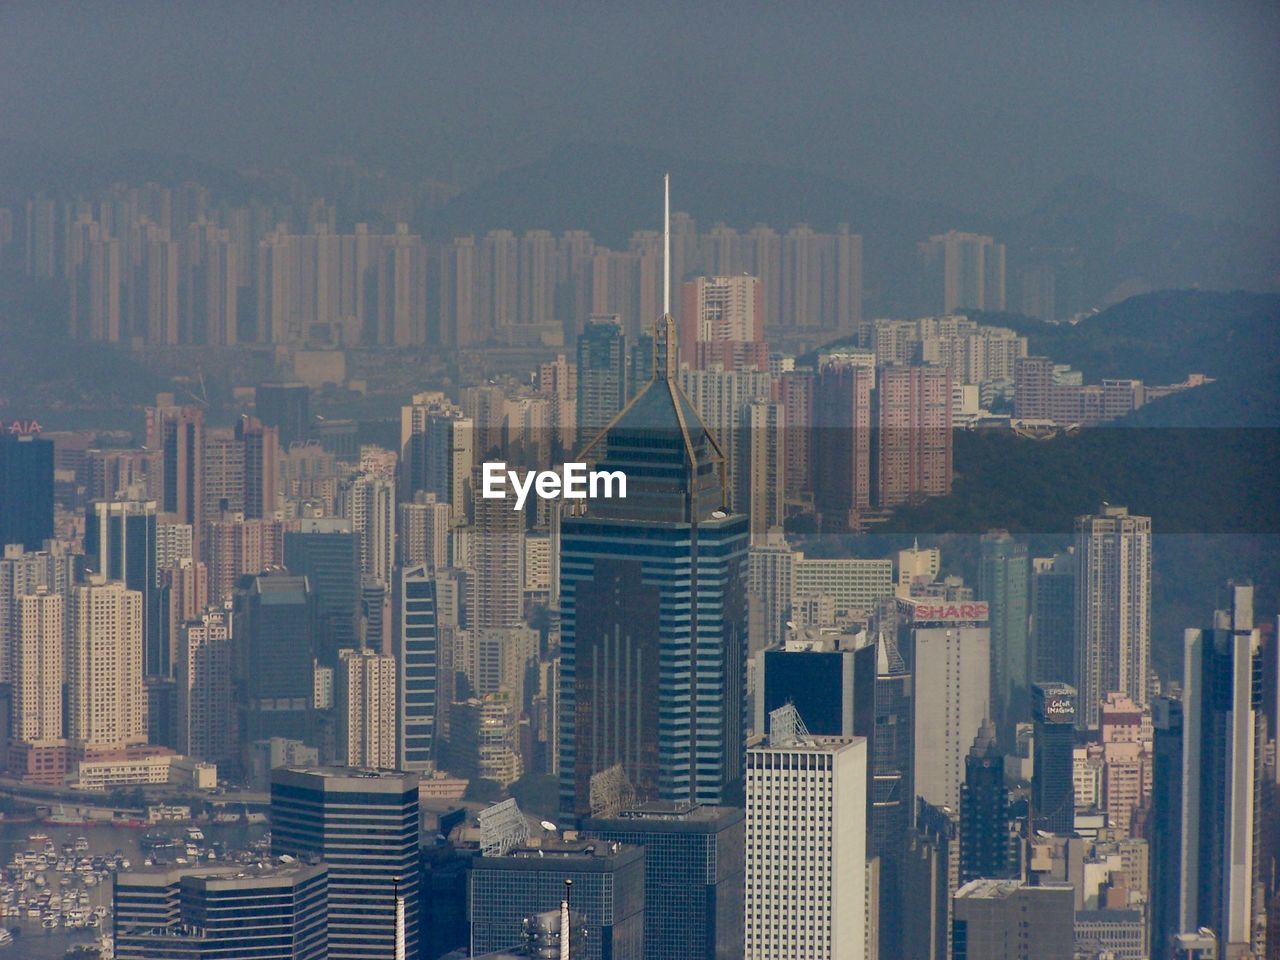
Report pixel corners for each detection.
[559,315,749,818]
[1031,681,1077,834]
[85,498,161,675]
[233,572,315,747]
[980,530,1029,743]
[1148,695,1184,960]
[256,382,311,448]
[284,518,359,667]
[0,432,54,550]
[959,720,1013,883]
[582,802,745,960]
[271,767,421,960]
[1031,552,1074,687]
[396,563,439,771]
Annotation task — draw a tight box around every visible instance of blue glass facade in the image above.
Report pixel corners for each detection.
[397,563,439,771]
[560,316,749,818]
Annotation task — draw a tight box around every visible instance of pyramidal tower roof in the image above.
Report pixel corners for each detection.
[575,177,729,524]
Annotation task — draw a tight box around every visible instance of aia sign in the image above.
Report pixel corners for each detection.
[2,420,43,435]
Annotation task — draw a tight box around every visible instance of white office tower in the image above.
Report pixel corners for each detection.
[339,472,396,590]
[746,705,867,960]
[1073,504,1151,729]
[912,615,991,810]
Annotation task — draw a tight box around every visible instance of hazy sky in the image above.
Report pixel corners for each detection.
[2,1,1277,223]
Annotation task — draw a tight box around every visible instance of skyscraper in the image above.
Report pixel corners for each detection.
[1031,681,1077,835]
[271,767,421,960]
[468,468,525,629]
[0,430,54,551]
[284,518,359,667]
[559,315,748,817]
[236,414,280,519]
[145,399,205,557]
[582,802,746,960]
[745,707,867,960]
[399,391,474,523]
[339,472,396,590]
[918,230,1006,314]
[1074,505,1152,729]
[10,589,65,781]
[576,314,628,449]
[336,647,397,769]
[1031,551,1074,687]
[85,498,162,676]
[1149,695,1184,960]
[468,835,645,960]
[739,398,785,539]
[114,859,328,960]
[679,274,765,369]
[176,605,234,765]
[1180,582,1262,958]
[256,382,311,448]
[67,577,146,752]
[395,563,440,772]
[980,530,1030,742]
[909,603,991,811]
[811,356,873,531]
[875,363,953,508]
[960,720,1014,883]
[232,572,314,747]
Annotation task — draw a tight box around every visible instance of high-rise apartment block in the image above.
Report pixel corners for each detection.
[68,578,146,752]
[576,315,628,450]
[876,364,953,508]
[176,605,234,765]
[400,391,474,523]
[1074,505,1151,729]
[918,230,1006,314]
[336,647,397,769]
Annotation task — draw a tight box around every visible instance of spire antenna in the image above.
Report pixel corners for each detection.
[663,173,671,316]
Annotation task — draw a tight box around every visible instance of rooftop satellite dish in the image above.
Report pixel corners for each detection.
[711,510,727,519]
[540,820,558,832]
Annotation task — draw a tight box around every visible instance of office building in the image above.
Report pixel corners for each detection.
[951,879,1073,960]
[747,534,793,653]
[1074,505,1151,729]
[1032,681,1077,835]
[176,606,234,765]
[145,399,205,557]
[271,767,421,960]
[469,836,645,960]
[960,720,1014,883]
[237,415,280,519]
[745,708,867,960]
[559,316,749,816]
[68,578,146,752]
[1180,583,1262,958]
[1031,552,1074,686]
[336,647,397,769]
[576,315,628,450]
[909,605,991,811]
[284,518,359,666]
[114,859,327,960]
[1149,695,1184,960]
[395,564,440,771]
[256,382,311,448]
[791,555,895,618]
[85,497,162,676]
[0,430,54,550]
[871,632,914,959]
[876,363,953,508]
[761,631,877,741]
[919,230,1006,313]
[582,802,745,960]
[902,800,960,960]
[979,531,1029,741]
[233,572,314,747]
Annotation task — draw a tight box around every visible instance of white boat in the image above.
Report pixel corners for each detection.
[41,914,57,928]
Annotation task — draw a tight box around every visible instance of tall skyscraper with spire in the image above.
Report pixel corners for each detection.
[558,178,749,818]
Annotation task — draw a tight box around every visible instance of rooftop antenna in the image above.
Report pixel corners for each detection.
[663,172,671,316]
[561,879,573,960]
[393,876,406,960]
